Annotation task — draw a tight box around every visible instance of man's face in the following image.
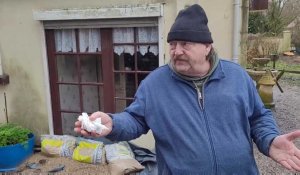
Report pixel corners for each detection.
[169,41,212,76]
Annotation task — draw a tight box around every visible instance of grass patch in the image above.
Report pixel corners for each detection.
[267,60,300,86]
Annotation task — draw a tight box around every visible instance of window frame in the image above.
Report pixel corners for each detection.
[35,4,164,134]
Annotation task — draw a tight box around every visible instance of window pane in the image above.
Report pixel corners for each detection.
[54,29,76,52]
[59,85,80,111]
[126,73,136,98]
[82,85,103,113]
[114,73,126,98]
[136,26,159,71]
[114,73,136,98]
[137,27,158,43]
[57,55,78,82]
[114,45,134,56]
[113,28,134,43]
[137,49,158,71]
[80,55,102,83]
[115,99,133,113]
[138,73,149,85]
[138,45,158,56]
[61,112,80,135]
[114,52,135,71]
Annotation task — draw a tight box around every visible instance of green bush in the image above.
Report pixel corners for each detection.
[0,123,32,146]
[249,11,267,34]
[248,0,287,36]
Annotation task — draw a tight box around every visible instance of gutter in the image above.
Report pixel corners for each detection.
[232,0,241,63]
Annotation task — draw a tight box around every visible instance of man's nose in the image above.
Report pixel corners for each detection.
[174,44,184,55]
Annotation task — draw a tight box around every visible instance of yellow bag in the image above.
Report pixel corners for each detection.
[72,141,104,164]
[41,139,63,156]
[41,135,76,157]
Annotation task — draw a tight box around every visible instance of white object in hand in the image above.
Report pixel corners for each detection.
[78,112,108,134]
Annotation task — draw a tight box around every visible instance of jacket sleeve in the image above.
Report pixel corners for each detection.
[248,75,280,156]
[106,82,150,141]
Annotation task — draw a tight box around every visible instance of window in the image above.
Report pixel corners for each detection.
[250,0,268,10]
[113,27,159,112]
[45,26,159,135]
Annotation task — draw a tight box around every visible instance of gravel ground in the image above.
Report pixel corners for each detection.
[15,153,110,175]
[255,80,300,175]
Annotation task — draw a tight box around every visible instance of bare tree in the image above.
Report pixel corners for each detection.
[281,0,300,25]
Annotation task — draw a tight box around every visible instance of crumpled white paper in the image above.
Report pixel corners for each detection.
[78,112,108,134]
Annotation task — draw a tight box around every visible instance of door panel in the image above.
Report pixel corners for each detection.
[80,55,102,83]
[82,85,103,113]
[59,84,80,112]
[57,55,78,82]
[61,112,80,135]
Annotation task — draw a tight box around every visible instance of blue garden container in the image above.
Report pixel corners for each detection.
[0,133,35,172]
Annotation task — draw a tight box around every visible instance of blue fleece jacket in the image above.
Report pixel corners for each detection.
[107,60,280,174]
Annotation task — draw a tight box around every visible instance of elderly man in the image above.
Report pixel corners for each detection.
[75,4,300,174]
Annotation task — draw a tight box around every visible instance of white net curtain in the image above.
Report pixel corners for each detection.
[54,29,76,52]
[54,27,158,55]
[54,29,101,53]
[79,29,101,52]
[137,27,158,56]
[113,27,158,56]
[113,28,135,55]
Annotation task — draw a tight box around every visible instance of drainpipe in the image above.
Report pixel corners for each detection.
[232,0,241,63]
[240,0,249,66]
[0,51,3,75]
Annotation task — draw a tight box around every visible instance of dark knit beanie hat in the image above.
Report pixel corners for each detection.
[167,4,213,43]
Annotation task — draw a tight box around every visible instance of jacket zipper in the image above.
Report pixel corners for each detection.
[193,82,204,110]
[194,82,218,173]
[197,87,203,109]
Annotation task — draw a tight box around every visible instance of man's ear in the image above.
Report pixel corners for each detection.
[205,44,212,55]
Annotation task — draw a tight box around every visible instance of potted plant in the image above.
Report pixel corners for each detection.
[0,123,35,172]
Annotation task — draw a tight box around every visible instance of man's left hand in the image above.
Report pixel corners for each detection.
[269,130,300,172]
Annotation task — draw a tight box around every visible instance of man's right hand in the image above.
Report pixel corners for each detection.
[74,111,113,137]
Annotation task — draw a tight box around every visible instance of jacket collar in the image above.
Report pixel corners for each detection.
[208,59,225,81]
[170,59,225,83]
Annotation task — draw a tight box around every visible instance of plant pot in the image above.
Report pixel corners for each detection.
[0,133,35,172]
